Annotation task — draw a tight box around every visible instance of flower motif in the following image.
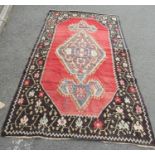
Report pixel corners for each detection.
[34,73,40,78]
[76,87,86,99]
[18,98,24,105]
[42,36,45,40]
[20,115,28,125]
[75,118,83,128]
[93,119,103,129]
[121,52,126,57]
[30,65,35,70]
[39,114,48,126]
[117,67,121,73]
[36,99,42,107]
[29,90,35,97]
[24,80,30,86]
[116,107,123,114]
[43,51,47,54]
[124,97,130,104]
[57,117,67,127]
[39,91,44,97]
[47,33,52,38]
[114,96,122,104]
[38,43,44,48]
[135,105,142,114]
[118,120,129,130]
[119,80,125,85]
[128,86,136,93]
[44,41,49,46]
[38,60,43,65]
[115,57,120,62]
[123,62,128,68]
[133,121,144,132]
[126,74,132,79]
[35,53,39,58]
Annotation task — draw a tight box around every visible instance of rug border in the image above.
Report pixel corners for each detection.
[1,10,155,148]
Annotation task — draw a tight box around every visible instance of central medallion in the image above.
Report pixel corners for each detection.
[56,21,105,108]
[56,21,106,82]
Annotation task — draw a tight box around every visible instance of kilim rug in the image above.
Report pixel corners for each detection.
[2,10,155,147]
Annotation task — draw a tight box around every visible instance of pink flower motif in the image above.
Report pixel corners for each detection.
[136,105,142,114]
[119,80,125,85]
[48,33,52,38]
[38,43,43,48]
[115,28,119,32]
[24,80,30,86]
[18,98,24,105]
[39,91,44,97]
[76,87,86,99]
[115,96,122,104]
[117,66,121,73]
[121,52,126,57]
[93,119,103,129]
[38,60,43,65]
[128,86,136,93]
[34,73,39,78]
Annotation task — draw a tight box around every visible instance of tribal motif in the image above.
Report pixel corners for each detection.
[2,10,155,147]
[57,21,105,108]
[57,29,106,82]
[59,79,104,108]
[69,20,97,32]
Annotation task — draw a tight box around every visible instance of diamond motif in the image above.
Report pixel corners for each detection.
[56,30,106,82]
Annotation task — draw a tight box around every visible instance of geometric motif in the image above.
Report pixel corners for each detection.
[59,79,104,108]
[56,22,106,82]
[57,21,105,108]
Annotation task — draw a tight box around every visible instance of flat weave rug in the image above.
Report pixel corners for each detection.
[2,10,155,147]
